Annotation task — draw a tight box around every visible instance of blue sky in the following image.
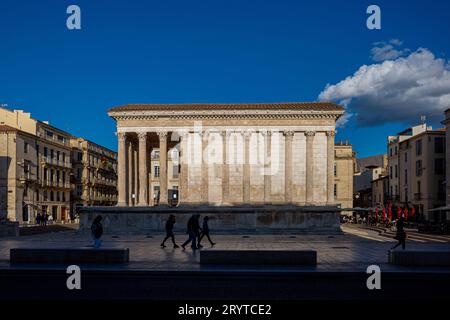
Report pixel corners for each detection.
[1,0,450,157]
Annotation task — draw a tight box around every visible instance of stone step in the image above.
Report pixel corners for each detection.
[10,248,129,264]
[200,250,317,265]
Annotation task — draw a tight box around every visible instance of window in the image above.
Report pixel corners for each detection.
[46,130,53,138]
[62,172,66,184]
[390,148,392,157]
[24,142,28,154]
[390,186,393,196]
[416,139,422,156]
[417,181,421,194]
[435,137,444,153]
[334,184,337,198]
[62,192,66,202]
[405,152,408,163]
[23,185,28,197]
[44,168,48,180]
[77,168,82,179]
[44,147,48,157]
[50,149,54,160]
[389,166,392,179]
[56,151,60,161]
[395,165,398,178]
[36,144,39,155]
[50,191,54,202]
[154,166,160,178]
[43,191,48,201]
[56,192,60,202]
[416,160,422,176]
[77,152,83,161]
[395,185,398,196]
[395,146,398,155]
[405,170,408,184]
[435,158,445,175]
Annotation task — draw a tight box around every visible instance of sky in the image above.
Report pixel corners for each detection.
[1,0,450,157]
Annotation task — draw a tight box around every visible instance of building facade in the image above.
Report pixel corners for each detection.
[372,175,389,208]
[388,123,446,221]
[71,138,118,213]
[108,102,344,206]
[334,140,354,211]
[0,107,118,224]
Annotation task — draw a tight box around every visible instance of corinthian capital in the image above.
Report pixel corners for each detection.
[157,131,168,141]
[284,130,295,137]
[117,132,127,142]
[305,131,316,138]
[137,132,147,141]
[326,131,336,138]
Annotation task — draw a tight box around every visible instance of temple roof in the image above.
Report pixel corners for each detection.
[108,102,344,113]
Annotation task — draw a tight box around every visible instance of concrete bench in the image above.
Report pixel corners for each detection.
[389,250,450,267]
[10,248,129,264]
[200,250,317,266]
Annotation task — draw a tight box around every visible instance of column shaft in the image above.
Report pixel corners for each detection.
[138,132,148,206]
[179,132,188,205]
[284,131,294,203]
[305,131,315,205]
[201,132,209,204]
[117,132,128,206]
[264,131,272,204]
[158,131,168,205]
[326,131,336,205]
[243,131,251,203]
[221,131,229,205]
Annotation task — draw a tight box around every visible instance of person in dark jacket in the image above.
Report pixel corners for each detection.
[198,216,216,247]
[91,215,104,248]
[391,215,406,250]
[36,213,41,226]
[182,214,201,250]
[161,215,179,248]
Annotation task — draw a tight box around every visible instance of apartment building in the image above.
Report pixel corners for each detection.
[388,123,446,221]
[0,107,117,224]
[334,140,354,211]
[71,138,118,213]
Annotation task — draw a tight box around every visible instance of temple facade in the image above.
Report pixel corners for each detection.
[108,102,344,207]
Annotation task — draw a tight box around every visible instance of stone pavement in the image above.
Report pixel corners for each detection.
[1,227,449,273]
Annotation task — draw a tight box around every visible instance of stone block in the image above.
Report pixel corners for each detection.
[200,250,317,265]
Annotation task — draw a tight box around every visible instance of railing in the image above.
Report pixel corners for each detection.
[19,173,35,181]
[41,156,72,168]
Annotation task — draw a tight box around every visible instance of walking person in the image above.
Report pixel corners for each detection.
[36,212,41,226]
[391,215,406,250]
[182,214,200,251]
[91,215,104,249]
[198,216,216,247]
[161,215,179,248]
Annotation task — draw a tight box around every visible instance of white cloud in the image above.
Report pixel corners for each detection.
[370,39,410,62]
[318,48,450,126]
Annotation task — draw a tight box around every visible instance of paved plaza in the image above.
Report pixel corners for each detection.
[1,224,449,272]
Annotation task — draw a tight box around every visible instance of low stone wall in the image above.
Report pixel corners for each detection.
[0,222,19,237]
[77,205,341,235]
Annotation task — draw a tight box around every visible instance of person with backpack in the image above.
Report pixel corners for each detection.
[91,215,104,249]
[161,215,179,248]
[198,216,216,247]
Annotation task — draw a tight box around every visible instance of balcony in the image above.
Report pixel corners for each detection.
[19,173,35,182]
[41,156,72,168]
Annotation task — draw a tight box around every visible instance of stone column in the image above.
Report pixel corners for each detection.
[158,131,168,205]
[221,131,229,205]
[128,138,135,206]
[243,130,251,203]
[305,131,316,205]
[284,131,294,203]
[179,131,189,205]
[137,132,148,206]
[201,131,209,204]
[326,131,336,205]
[117,132,128,206]
[262,130,272,204]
